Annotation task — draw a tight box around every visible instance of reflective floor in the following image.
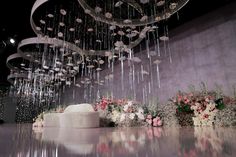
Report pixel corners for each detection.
[0,124,236,157]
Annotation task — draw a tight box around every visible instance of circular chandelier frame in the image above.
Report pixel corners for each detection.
[77,0,190,27]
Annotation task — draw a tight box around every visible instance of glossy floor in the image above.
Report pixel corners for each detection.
[0,124,236,157]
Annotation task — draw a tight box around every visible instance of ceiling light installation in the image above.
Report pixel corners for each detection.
[8,0,190,106]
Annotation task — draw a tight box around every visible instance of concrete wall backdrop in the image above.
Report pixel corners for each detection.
[61,2,236,105]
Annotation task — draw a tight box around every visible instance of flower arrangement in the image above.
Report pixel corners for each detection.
[191,101,218,126]
[143,105,162,127]
[171,90,227,126]
[95,97,162,127]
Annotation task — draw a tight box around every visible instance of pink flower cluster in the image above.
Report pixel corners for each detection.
[146,115,162,127]
[94,97,129,111]
[174,92,194,106]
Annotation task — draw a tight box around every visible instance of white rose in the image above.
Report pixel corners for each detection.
[136,113,145,120]
[123,104,129,112]
[127,101,133,107]
[138,108,144,114]
[120,113,126,122]
[111,110,120,122]
[129,113,135,120]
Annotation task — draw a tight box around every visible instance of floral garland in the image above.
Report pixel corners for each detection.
[94,97,162,127]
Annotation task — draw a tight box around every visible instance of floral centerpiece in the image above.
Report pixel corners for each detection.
[94,97,162,127]
[171,90,226,126]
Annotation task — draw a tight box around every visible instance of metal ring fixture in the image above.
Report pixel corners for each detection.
[17,37,85,62]
[29,0,150,56]
[6,53,25,70]
[7,72,29,84]
[77,0,190,27]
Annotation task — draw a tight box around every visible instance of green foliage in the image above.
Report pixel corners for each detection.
[177,104,193,113]
[142,104,159,117]
[214,98,225,110]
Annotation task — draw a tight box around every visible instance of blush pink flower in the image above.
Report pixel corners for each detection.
[184,99,190,104]
[153,117,162,127]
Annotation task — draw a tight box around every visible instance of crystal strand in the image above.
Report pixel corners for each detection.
[167,26,172,63]
[146,35,150,58]
[137,71,140,84]
[141,65,144,81]
[156,28,161,56]
[156,65,161,88]
[142,87,145,104]
[148,82,151,94]
[121,54,124,92]
[132,63,136,100]
[149,56,154,93]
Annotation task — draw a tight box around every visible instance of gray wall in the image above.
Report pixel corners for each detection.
[61,2,236,105]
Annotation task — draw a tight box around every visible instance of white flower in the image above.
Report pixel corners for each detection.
[138,108,144,114]
[123,104,129,112]
[127,101,133,107]
[129,113,136,120]
[111,110,120,122]
[136,113,145,120]
[120,113,126,122]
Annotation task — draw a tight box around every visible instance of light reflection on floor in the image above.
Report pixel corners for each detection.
[0,124,235,157]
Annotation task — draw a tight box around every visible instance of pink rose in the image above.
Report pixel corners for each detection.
[153,117,162,127]
[157,120,162,126]
[184,99,190,104]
